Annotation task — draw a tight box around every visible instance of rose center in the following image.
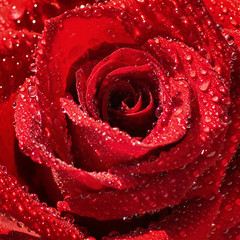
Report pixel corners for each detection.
[76,48,162,138]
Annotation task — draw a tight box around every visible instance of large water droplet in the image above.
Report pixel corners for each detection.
[230,18,238,27]
[199,79,211,91]
[28,86,37,97]
[184,54,192,62]
[9,4,25,20]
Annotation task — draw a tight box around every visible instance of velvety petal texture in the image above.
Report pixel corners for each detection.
[0,0,240,239]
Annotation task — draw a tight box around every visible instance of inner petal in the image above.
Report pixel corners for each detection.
[96,64,160,137]
[75,48,162,138]
[100,79,155,137]
[82,48,159,119]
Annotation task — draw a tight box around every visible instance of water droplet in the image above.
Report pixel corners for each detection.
[30,63,37,73]
[155,107,162,118]
[199,80,211,91]
[45,127,51,137]
[230,18,238,27]
[3,38,13,49]
[19,86,25,92]
[134,27,141,37]
[17,204,24,212]
[222,6,228,14]
[86,237,96,240]
[184,54,192,62]
[206,151,216,158]
[92,8,102,17]
[83,9,92,18]
[193,170,200,177]
[225,35,234,45]
[28,86,37,97]
[9,4,25,20]
[173,107,182,116]
[204,116,211,123]
[217,85,226,93]
[190,70,197,78]
[107,29,116,39]
[58,23,63,30]
[22,185,29,191]
[200,69,207,75]
[123,216,132,221]
[17,221,24,228]
[224,204,232,211]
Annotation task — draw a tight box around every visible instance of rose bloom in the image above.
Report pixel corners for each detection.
[1,0,240,239]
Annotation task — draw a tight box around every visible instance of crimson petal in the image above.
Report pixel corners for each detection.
[0,165,84,240]
[0,95,19,178]
[109,0,232,81]
[15,78,152,192]
[105,197,221,240]
[35,5,135,98]
[203,0,240,30]
[59,130,225,220]
[111,37,229,175]
[0,29,39,102]
[208,153,240,239]
[0,211,41,240]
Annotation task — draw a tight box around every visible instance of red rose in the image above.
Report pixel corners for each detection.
[1,0,240,239]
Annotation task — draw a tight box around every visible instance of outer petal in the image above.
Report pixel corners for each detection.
[203,0,240,30]
[0,95,18,177]
[105,197,221,240]
[0,28,39,182]
[15,77,153,192]
[0,29,40,102]
[59,132,225,220]
[0,165,85,240]
[0,0,105,33]
[109,0,232,81]
[35,5,136,97]
[208,151,240,239]
[0,211,41,240]
[14,0,234,229]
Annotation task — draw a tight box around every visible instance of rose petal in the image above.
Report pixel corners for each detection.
[83,48,159,119]
[1,0,103,33]
[35,5,136,97]
[0,94,19,178]
[61,96,150,171]
[15,77,73,166]
[0,29,39,102]
[111,37,229,175]
[203,0,240,30]
[0,211,41,240]
[0,165,85,240]
[15,77,153,192]
[208,151,240,239]
[105,197,221,240]
[186,74,240,199]
[59,131,225,220]
[109,0,232,80]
